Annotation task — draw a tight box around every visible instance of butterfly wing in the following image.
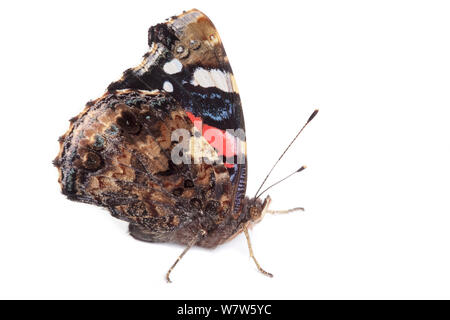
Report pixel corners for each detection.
[107,9,248,216]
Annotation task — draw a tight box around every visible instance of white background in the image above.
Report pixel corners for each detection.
[1,0,450,299]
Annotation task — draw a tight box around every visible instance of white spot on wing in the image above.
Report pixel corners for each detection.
[210,69,232,93]
[189,127,220,164]
[163,59,183,74]
[163,81,173,92]
[191,68,211,88]
[190,67,235,93]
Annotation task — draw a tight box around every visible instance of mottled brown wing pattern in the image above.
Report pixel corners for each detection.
[54,89,238,246]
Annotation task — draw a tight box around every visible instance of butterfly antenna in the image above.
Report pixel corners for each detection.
[256,165,306,199]
[253,109,319,198]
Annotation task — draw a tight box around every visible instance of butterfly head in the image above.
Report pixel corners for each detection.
[245,195,272,225]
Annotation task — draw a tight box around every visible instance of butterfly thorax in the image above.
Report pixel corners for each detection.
[187,196,269,248]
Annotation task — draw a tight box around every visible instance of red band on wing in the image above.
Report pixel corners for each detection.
[186,112,237,168]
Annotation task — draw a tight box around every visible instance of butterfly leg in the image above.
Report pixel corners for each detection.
[166,229,207,283]
[267,207,304,214]
[243,226,273,278]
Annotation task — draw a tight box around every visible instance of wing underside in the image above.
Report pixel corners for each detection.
[107,9,248,216]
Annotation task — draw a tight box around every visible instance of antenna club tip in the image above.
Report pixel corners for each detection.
[307,109,319,123]
[297,165,307,172]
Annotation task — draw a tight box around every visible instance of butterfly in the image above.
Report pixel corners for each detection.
[54,8,317,282]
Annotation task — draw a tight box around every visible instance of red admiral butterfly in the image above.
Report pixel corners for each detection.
[54,9,318,282]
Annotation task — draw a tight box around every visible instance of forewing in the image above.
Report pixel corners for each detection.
[107,9,248,215]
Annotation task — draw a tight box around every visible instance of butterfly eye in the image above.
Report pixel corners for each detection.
[82,152,103,171]
[249,206,260,219]
[116,110,141,135]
